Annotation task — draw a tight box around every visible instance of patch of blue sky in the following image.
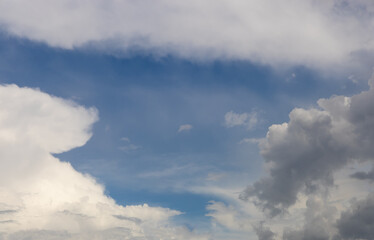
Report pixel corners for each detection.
[0,32,367,224]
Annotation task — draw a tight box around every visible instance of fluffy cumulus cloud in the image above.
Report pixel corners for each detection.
[0,0,373,70]
[0,85,207,240]
[241,75,374,215]
[238,74,374,238]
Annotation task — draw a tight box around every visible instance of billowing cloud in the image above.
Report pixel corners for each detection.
[0,85,207,239]
[178,124,193,133]
[241,73,374,217]
[225,111,257,130]
[0,0,373,70]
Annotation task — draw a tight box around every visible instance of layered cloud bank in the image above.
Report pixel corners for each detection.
[0,85,206,240]
[0,0,373,69]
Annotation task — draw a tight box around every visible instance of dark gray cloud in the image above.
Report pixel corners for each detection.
[350,167,374,182]
[335,194,374,240]
[253,223,275,240]
[241,76,374,216]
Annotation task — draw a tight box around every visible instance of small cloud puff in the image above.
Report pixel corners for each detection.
[224,111,257,130]
[178,124,193,133]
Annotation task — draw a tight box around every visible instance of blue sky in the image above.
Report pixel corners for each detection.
[1,1,374,240]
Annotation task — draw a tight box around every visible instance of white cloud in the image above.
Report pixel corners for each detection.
[178,124,193,133]
[0,85,207,240]
[0,0,373,70]
[206,201,253,232]
[225,111,257,130]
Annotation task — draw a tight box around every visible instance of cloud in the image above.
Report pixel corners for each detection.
[178,124,193,133]
[282,196,337,240]
[225,111,257,130]
[335,194,374,240]
[350,167,374,182]
[0,0,373,70]
[241,73,374,216]
[253,223,275,240]
[120,137,130,142]
[119,137,141,152]
[0,85,207,239]
[206,201,253,232]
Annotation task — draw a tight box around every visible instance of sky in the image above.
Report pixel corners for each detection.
[0,1,374,240]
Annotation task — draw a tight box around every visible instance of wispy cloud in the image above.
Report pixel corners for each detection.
[119,137,141,152]
[224,111,257,130]
[120,137,130,142]
[178,124,193,133]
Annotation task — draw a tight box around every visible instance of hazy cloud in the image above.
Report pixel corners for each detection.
[178,124,193,133]
[121,137,130,142]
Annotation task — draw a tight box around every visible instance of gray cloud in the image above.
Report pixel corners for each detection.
[253,223,275,240]
[242,74,374,216]
[0,210,16,215]
[350,167,374,182]
[282,197,337,240]
[335,194,374,240]
[240,108,348,216]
